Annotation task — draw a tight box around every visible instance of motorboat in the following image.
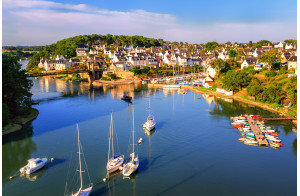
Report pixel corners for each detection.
[244,139,258,144]
[20,158,48,175]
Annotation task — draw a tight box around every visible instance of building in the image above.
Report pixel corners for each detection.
[241,57,257,69]
[287,56,297,70]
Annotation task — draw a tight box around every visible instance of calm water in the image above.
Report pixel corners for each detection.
[3,77,297,196]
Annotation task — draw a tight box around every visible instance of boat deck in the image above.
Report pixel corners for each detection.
[246,117,269,147]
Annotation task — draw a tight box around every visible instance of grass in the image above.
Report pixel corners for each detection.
[13,108,39,124]
[2,123,22,135]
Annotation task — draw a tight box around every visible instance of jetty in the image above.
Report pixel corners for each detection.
[261,117,297,121]
[246,116,268,146]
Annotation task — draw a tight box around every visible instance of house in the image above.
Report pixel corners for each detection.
[78,44,89,51]
[69,58,81,66]
[281,52,291,63]
[76,48,87,57]
[287,56,297,70]
[241,57,257,69]
[244,48,253,56]
[285,43,294,50]
[55,60,71,70]
[274,42,283,49]
[203,81,214,88]
[89,49,98,55]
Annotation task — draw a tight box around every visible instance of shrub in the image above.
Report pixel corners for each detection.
[2,103,11,126]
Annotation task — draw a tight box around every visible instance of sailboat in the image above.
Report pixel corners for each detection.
[106,112,124,175]
[65,124,93,196]
[123,105,139,177]
[143,96,156,131]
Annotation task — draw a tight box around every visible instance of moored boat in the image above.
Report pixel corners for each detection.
[20,158,48,175]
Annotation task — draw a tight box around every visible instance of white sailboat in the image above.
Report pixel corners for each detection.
[106,112,124,175]
[65,124,93,196]
[143,96,156,131]
[123,105,139,177]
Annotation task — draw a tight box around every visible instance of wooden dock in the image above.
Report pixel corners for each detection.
[246,116,269,147]
[261,118,296,121]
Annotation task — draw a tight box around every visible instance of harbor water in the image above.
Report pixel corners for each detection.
[2,77,297,196]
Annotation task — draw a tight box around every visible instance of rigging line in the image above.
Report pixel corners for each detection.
[80,142,92,184]
[64,126,77,195]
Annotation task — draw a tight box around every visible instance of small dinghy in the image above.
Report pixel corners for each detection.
[20,158,48,175]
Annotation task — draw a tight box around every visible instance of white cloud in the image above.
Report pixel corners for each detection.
[2,0,296,45]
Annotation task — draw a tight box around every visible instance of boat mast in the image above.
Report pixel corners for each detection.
[148,96,151,118]
[108,113,112,162]
[132,104,135,160]
[111,112,114,157]
[77,124,83,190]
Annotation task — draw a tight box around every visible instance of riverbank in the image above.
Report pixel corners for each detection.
[91,79,141,86]
[148,84,297,126]
[2,108,39,135]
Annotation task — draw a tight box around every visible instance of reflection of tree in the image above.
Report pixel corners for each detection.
[2,124,36,180]
[292,138,297,156]
[210,98,277,118]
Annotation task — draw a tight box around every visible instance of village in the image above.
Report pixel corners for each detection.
[37,41,297,79]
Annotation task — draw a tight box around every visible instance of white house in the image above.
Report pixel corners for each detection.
[241,57,257,69]
[55,60,72,70]
[206,66,216,78]
[274,42,283,49]
[76,48,87,57]
[286,43,294,50]
[287,56,297,70]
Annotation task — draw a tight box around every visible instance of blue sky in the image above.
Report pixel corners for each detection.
[3,0,297,46]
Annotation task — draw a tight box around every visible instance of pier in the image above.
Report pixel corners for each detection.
[261,118,297,121]
[246,116,269,147]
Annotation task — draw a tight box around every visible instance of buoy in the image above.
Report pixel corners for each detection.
[9,176,13,180]
[103,178,107,182]
[51,158,54,162]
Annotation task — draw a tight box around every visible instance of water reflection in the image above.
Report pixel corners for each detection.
[2,124,36,181]
[20,167,47,182]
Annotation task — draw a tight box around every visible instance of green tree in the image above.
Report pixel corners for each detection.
[260,85,283,104]
[129,66,142,75]
[3,56,33,114]
[229,50,237,58]
[205,41,219,50]
[247,79,264,97]
[210,59,226,77]
[257,49,282,70]
[222,70,252,92]
[248,41,253,47]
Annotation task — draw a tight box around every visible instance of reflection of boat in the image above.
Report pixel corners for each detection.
[20,158,48,175]
[123,105,139,177]
[121,95,132,102]
[106,113,124,175]
[20,167,47,181]
[163,84,180,88]
[64,124,93,196]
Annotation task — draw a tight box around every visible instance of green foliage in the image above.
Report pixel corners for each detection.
[205,41,219,50]
[225,41,231,45]
[260,85,283,104]
[284,39,297,46]
[264,71,277,77]
[229,50,237,58]
[257,49,282,68]
[129,66,142,75]
[248,41,253,47]
[286,83,297,105]
[244,66,258,75]
[247,79,264,97]
[253,40,272,48]
[3,56,33,115]
[100,76,111,81]
[210,59,240,77]
[222,70,253,92]
[2,103,11,126]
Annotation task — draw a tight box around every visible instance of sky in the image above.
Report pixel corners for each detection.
[2,0,297,46]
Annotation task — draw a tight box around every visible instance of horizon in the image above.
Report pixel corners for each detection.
[3,0,297,46]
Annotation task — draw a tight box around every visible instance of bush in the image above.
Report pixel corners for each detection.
[265,71,277,77]
[101,76,111,81]
[2,103,11,126]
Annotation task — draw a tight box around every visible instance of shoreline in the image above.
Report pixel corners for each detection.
[2,108,39,136]
[148,84,297,127]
